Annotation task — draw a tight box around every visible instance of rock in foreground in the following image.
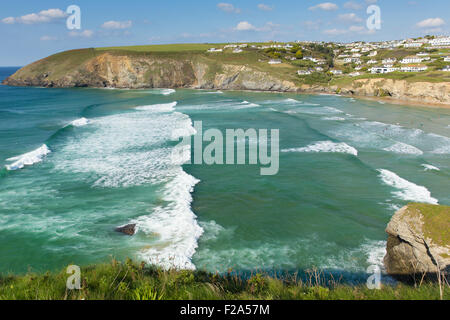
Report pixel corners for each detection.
[115,224,136,236]
[384,203,450,279]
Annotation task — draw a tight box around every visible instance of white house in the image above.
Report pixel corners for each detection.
[400,65,428,72]
[368,51,378,57]
[233,48,243,53]
[367,60,378,64]
[401,56,423,64]
[444,56,450,62]
[349,72,361,77]
[297,70,312,75]
[404,41,424,48]
[417,52,430,56]
[268,59,282,65]
[207,48,223,53]
[330,69,343,75]
[382,58,397,64]
[315,67,324,72]
[430,37,450,47]
[442,66,450,72]
[370,66,398,74]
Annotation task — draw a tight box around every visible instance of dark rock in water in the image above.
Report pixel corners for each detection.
[115,224,136,236]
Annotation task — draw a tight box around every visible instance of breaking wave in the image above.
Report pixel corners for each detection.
[378,169,438,204]
[282,141,358,156]
[5,144,51,171]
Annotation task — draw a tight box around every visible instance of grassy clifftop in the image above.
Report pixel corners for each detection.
[0,260,447,300]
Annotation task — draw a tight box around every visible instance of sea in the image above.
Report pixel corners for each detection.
[1,67,449,283]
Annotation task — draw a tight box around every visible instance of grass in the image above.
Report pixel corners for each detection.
[0,260,448,300]
[96,44,227,53]
[403,203,450,247]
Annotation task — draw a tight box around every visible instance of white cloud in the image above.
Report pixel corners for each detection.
[365,0,378,4]
[323,28,348,35]
[338,13,363,23]
[217,3,241,14]
[235,21,257,31]
[258,4,273,11]
[3,8,67,25]
[309,2,339,11]
[69,30,94,38]
[101,20,132,30]
[2,17,15,24]
[343,1,363,10]
[234,21,279,32]
[416,18,445,28]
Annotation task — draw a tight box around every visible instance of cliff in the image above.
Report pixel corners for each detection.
[2,49,297,92]
[384,203,450,280]
[3,48,450,106]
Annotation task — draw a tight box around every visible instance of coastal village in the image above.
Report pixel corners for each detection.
[206,35,450,82]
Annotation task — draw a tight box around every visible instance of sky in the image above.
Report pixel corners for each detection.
[1,0,449,66]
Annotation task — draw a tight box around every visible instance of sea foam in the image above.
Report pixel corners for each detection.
[282,141,358,156]
[378,169,438,204]
[383,142,423,155]
[135,102,177,112]
[5,144,51,171]
[70,117,90,127]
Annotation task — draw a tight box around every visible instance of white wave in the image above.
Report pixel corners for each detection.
[378,169,438,204]
[422,164,440,171]
[134,170,203,270]
[196,90,223,94]
[432,145,450,154]
[70,117,90,127]
[161,89,176,95]
[322,116,346,121]
[289,106,344,115]
[5,144,51,171]
[383,142,423,155]
[360,240,387,270]
[50,101,202,270]
[282,141,358,156]
[135,102,177,112]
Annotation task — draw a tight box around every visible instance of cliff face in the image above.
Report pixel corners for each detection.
[3,51,297,92]
[3,49,450,106]
[384,204,450,279]
[337,79,450,105]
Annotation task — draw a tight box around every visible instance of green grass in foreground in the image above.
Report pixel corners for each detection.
[0,260,448,300]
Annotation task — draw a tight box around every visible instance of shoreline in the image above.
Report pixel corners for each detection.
[4,80,450,110]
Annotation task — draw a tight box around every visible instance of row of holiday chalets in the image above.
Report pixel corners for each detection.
[332,36,450,76]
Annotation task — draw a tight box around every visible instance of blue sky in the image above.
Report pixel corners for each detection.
[1,0,449,66]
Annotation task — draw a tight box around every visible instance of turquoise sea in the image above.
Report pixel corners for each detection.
[1,67,449,282]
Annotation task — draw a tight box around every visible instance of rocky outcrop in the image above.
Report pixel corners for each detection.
[384,204,450,280]
[115,224,137,236]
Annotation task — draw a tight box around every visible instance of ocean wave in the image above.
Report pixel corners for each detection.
[161,89,176,96]
[282,141,358,156]
[322,116,346,121]
[383,142,423,155]
[134,170,203,270]
[378,169,438,204]
[135,102,177,112]
[422,164,440,171]
[5,144,51,171]
[70,117,90,127]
